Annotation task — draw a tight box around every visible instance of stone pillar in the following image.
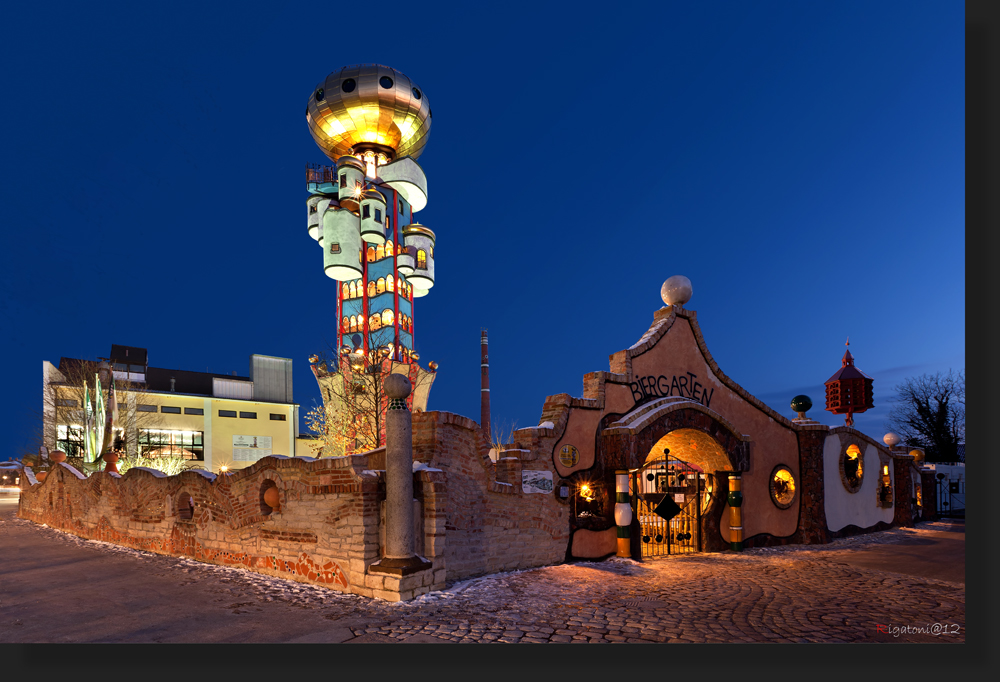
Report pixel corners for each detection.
[728,474,743,551]
[919,469,938,522]
[370,374,432,577]
[892,456,914,528]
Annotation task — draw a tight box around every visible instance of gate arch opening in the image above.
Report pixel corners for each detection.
[633,428,732,557]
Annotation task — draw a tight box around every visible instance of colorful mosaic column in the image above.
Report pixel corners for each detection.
[728,474,743,551]
[614,470,632,557]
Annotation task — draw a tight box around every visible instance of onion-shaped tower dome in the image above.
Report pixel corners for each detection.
[403,223,436,290]
[306,64,432,169]
[360,189,388,244]
[323,207,363,281]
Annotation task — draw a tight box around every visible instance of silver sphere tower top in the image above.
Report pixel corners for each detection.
[661,275,693,307]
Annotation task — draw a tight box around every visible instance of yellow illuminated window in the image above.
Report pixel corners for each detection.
[368,281,376,297]
[386,240,394,256]
[349,316,357,333]
[382,309,394,327]
[357,315,364,331]
[342,282,349,298]
[376,244,385,260]
[342,317,349,332]
[417,249,427,269]
[376,278,386,294]
[348,281,356,299]
[386,274,394,292]
[370,314,381,331]
[367,247,376,263]
[355,279,363,298]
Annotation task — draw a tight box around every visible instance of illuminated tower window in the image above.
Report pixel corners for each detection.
[350,316,357,333]
[342,317,349,332]
[370,314,381,331]
[417,249,427,269]
[367,246,376,263]
[382,309,394,327]
[367,281,376,297]
[376,244,385,260]
[357,315,365,331]
[349,281,356,299]
[386,274,394,292]
[342,282,349,298]
[377,278,386,295]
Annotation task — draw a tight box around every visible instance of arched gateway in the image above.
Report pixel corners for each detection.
[599,398,749,554]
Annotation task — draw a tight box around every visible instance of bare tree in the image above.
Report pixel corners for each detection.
[42,359,164,473]
[884,369,965,463]
[307,328,436,457]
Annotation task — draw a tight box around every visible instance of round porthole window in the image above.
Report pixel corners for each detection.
[841,444,864,493]
[314,88,324,102]
[379,76,394,89]
[342,78,356,93]
[769,465,796,509]
[412,87,422,100]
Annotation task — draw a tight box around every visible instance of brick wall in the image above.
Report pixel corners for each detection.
[16,455,437,600]
[19,408,572,600]
[413,411,569,582]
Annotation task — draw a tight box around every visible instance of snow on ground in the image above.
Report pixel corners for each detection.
[8,512,951,610]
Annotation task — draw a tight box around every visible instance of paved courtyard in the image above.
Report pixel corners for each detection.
[0,493,964,644]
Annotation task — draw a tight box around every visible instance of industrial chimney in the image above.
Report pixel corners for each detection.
[481,329,490,441]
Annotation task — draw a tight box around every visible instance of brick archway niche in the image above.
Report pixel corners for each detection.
[598,400,750,554]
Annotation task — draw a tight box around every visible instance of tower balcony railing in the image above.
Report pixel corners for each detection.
[306,163,338,185]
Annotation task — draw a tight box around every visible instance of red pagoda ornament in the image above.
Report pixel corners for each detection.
[824,338,874,427]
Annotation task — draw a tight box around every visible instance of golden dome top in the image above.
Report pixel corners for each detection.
[306,64,432,162]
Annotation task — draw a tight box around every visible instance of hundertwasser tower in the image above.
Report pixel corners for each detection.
[305,65,437,453]
[305,64,436,365]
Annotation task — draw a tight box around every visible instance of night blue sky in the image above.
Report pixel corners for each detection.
[0,1,964,457]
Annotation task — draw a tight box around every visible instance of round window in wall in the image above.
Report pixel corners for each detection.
[769,465,796,509]
[558,444,580,468]
[379,76,394,89]
[841,444,864,493]
[342,78,356,93]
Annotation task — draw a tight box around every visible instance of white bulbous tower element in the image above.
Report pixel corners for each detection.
[661,275,693,307]
[360,189,387,244]
[322,207,363,280]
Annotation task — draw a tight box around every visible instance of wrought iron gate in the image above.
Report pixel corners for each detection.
[631,455,702,557]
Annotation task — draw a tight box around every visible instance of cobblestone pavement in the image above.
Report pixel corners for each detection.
[0,495,964,644]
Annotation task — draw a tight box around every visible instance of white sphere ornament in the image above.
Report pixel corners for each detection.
[661,275,693,307]
[883,433,901,447]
